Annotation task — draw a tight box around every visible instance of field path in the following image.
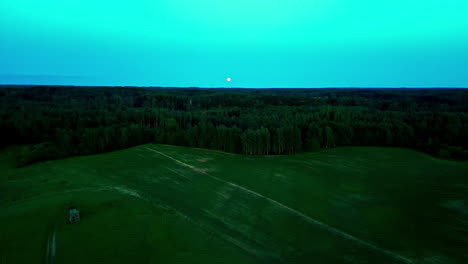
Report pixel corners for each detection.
[145,146,414,264]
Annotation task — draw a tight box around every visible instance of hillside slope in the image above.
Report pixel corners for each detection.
[0,145,467,263]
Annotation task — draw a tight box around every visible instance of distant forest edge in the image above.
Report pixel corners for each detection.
[1,86,467,166]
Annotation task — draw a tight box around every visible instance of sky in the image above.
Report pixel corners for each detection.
[1,0,468,88]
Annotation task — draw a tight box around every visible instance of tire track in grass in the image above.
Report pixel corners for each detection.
[6,184,273,263]
[110,184,283,263]
[46,229,56,264]
[6,185,273,261]
[145,146,414,264]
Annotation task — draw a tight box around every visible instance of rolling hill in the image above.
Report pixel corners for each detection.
[1,145,467,263]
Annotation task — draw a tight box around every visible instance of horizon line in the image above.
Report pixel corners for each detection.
[1,84,467,89]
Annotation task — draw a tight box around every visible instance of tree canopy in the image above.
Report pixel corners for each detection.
[1,86,467,166]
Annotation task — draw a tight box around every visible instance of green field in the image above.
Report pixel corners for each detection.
[1,145,467,264]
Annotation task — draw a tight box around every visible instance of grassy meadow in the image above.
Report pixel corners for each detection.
[0,145,467,263]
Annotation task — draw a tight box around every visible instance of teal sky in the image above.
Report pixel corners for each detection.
[1,0,468,87]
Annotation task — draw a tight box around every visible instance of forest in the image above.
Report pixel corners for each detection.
[0,86,467,166]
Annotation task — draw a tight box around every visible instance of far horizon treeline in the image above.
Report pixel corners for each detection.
[0,86,467,166]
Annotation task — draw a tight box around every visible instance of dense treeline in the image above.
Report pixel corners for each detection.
[1,86,467,166]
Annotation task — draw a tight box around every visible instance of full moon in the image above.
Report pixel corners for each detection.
[226,77,232,82]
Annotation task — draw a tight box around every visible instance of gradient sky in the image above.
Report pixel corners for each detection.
[1,0,468,87]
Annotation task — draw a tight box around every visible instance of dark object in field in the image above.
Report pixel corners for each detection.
[68,206,80,224]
